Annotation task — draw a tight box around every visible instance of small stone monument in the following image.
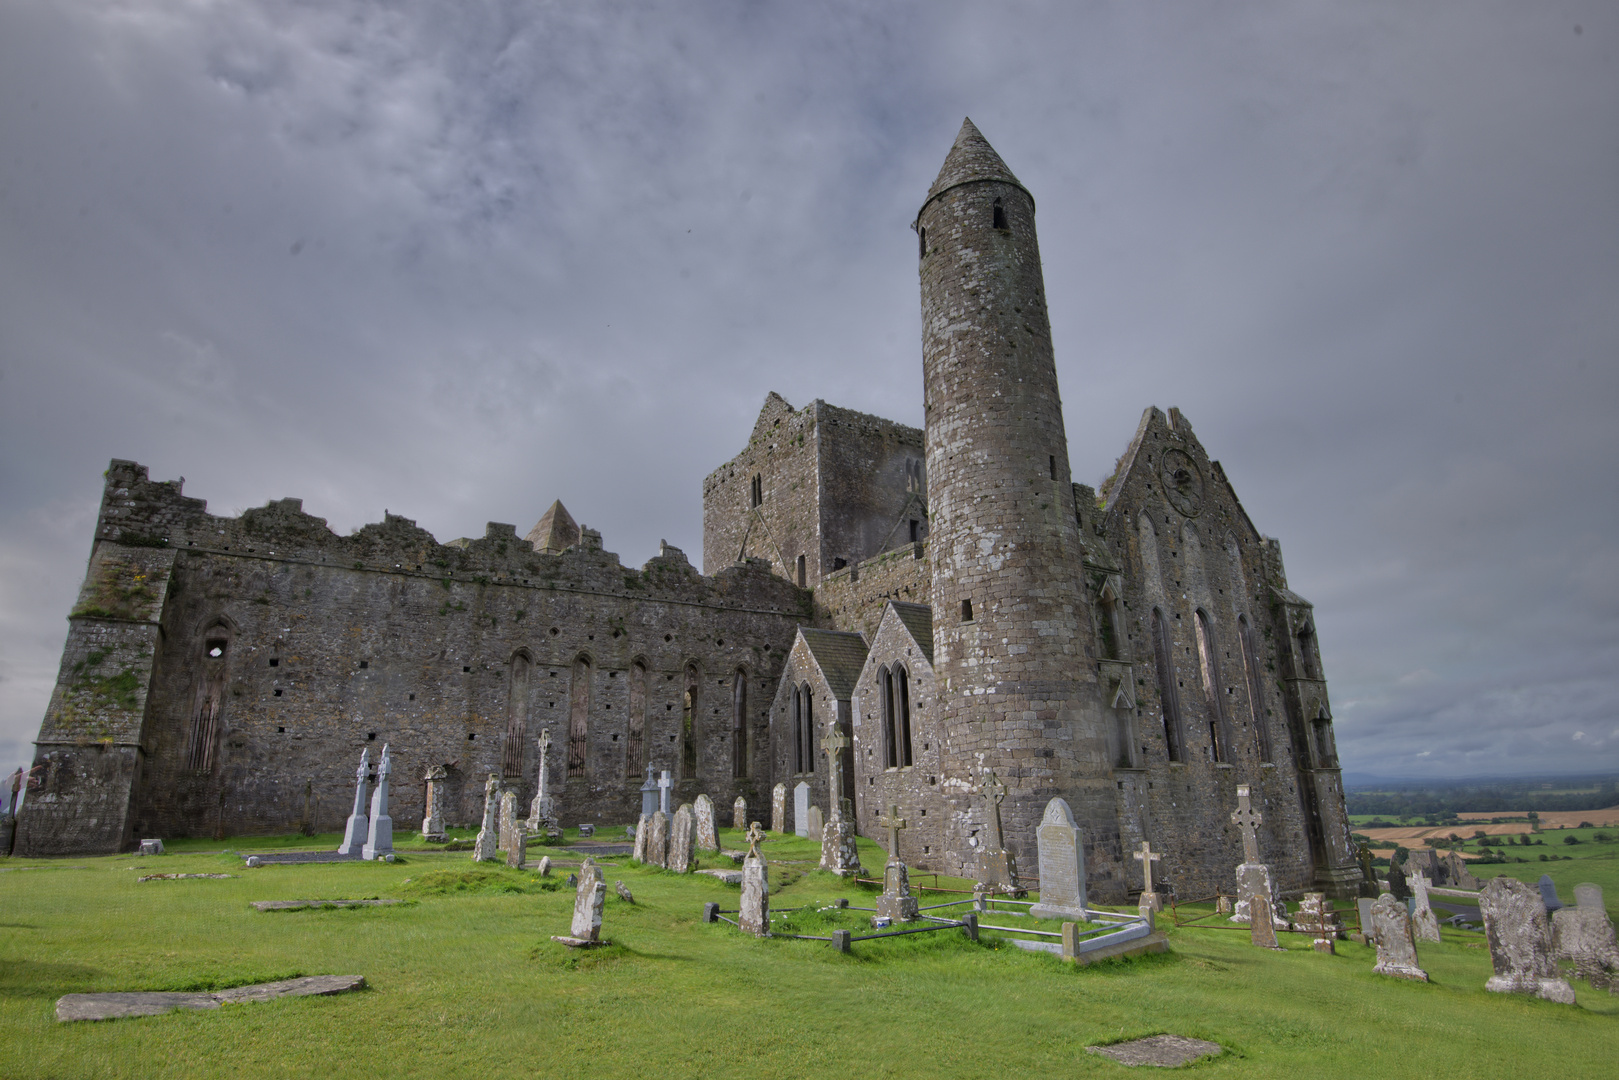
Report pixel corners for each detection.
[1355,841,1378,898]
[639,763,659,819]
[1479,876,1575,1003]
[657,770,673,815]
[793,781,811,837]
[361,744,394,860]
[818,803,861,877]
[1132,840,1162,912]
[337,748,371,856]
[553,857,606,947]
[771,783,787,833]
[1297,892,1341,954]
[1538,873,1565,914]
[137,839,164,855]
[1247,887,1281,950]
[1354,896,1376,944]
[497,789,519,853]
[616,880,634,904]
[1409,871,1441,943]
[874,803,919,924]
[1445,849,1480,890]
[1387,859,1409,902]
[578,823,595,838]
[525,730,556,832]
[740,822,770,937]
[472,774,501,863]
[732,795,747,829]
[820,725,852,818]
[632,813,650,863]
[1229,785,1280,926]
[537,855,551,876]
[668,803,697,874]
[421,764,448,841]
[804,804,825,842]
[974,772,1019,894]
[506,827,526,869]
[1029,797,1088,920]
[694,793,719,852]
[646,809,670,869]
[1552,883,1619,993]
[1369,893,1429,981]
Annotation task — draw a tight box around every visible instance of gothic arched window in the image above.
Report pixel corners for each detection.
[1152,608,1184,762]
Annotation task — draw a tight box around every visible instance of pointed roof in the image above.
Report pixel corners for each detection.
[923,117,1029,206]
[525,500,580,553]
[797,627,870,701]
[887,601,934,666]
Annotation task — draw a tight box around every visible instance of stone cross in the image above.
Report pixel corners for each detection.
[1230,783,1263,864]
[361,744,393,861]
[337,747,371,856]
[876,803,907,861]
[983,772,1007,850]
[535,730,551,799]
[1133,840,1162,897]
[657,770,673,815]
[820,727,850,815]
[745,820,765,860]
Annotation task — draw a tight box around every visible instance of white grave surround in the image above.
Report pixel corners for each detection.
[793,781,811,838]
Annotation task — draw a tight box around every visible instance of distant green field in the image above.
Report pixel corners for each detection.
[1,827,1614,1079]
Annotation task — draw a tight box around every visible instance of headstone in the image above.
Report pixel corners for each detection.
[974,772,1019,894]
[1409,872,1441,943]
[793,781,811,837]
[1248,888,1281,949]
[526,730,556,832]
[578,823,595,838]
[1297,892,1341,954]
[1445,850,1481,890]
[668,803,696,874]
[732,795,747,829]
[336,748,371,856]
[1386,859,1409,902]
[1227,784,1279,925]
[874,803,919,923]
[137,839,164,856]
[1369,893,1429,981]
[640,763,659,819]
[360,745,394,860]
[505,828,526,869]
[658,770,673,815]
[820,726,852,818]
[1356,842,1379,898]
[1479,876,1575,1002]
[616,880,634,904]
[1132,840,1162,912]
[739,824,770,937]
[472,774,501,863]
[804,804,825,842]
[818,803,862,877]
[421,764,448,840]
[646,809,670,869]
[1538,873,1565,914]
[694,794,719,852]
[1029,797,1088,920]
[632,813,650,863]
[1551,883,1619,993]
[569,857,605,942]
[1354,897,1376,943]
[771,783,786,833]
[536,855,551,876]
[497,790,519,853]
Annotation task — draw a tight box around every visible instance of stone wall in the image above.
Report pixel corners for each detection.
[814,543,930,639]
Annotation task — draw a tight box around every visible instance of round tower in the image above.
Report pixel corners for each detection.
[915,119,1113,876]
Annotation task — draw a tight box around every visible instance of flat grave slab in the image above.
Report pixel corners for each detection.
[239,851,363,865]
[569,842,633,857]
[251,899,402,911]
[138,873,236,882]
[1086,1034,1222,1068]
[696,868,743,885]
[57,975,365,1022]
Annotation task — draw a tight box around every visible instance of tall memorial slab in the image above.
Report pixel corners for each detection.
[668,803,696,874]
[771,783,787,834]
[336,748,370,856]
[472,774,501,863]
[693,794,719,852]
[361,744,393,861]
[421,764,447,841]
[740,823,770,937]
[1029,798,1087,920]
[1479,876,1576,1003]
[793,781,811,838]
[1370,894,1428,982]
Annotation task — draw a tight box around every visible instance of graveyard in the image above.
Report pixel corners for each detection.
[0,813,1615,1079]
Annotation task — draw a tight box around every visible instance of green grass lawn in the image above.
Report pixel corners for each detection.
[1,827,1614,1079]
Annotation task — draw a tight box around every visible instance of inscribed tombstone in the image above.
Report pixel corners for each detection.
[570,857,605,942]
[771,783,786,833]
[1370,894,1429,981]
[668,803,696,874]
[793,782,811,837]
[818,804,861,877]
[804,804,824,842]
[632,813,650,863]
[694,794,719,852]
[1029,798,1087,920]
[733,795,747,829]
[876,859,920,923]
[640,764,659,819]
[1409,872,1441,943]
[1538,873,1565,914]
[740,854,769,936]
[1479,876,1575,1003]
[1551,883,1619,993]
[421,765,448,840]
[506,829,526,869]
[472,774,501,863]
[1386,860,1409,902]
[646,810,670,869]
[337,748,370,856]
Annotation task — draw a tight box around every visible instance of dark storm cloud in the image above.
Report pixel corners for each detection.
[2,1,1615,782]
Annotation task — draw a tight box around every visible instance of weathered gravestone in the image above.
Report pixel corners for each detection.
[658,770,673,815]
[1386,859,1409,902]
[1354,897,1376,944]
[506,828,526,869]
[1479,876,1575,1002]
[553,857,606,947]
[1133,840,1162,912]
[804,804,825,843]
[639,764,659,818]
[1297,892,1341,954]
[1356,842,1378,899]
[362,744,394,861]
[525,730,556,832]
[733,795,747,829]
[1552,883,1619,993]
[137,839,164,856]
[421,764,448,840]
[1445,849,1480,890]
[694,794,719,852]
[874,804,919,924]
[499,789,521,853]
[974,772,1019,895]
[536,855,551,877]
[1369,893,1429,981]
[793,781,811,837]
[668,803,697,874]
[1246,882,1281,950]
[336,748,370,856]
[1029,797,1088,920]
[771,783,787,833]
[740,823,770,937]
[1409,871,1441,943]
[1538,873,1565,914]
[818,803,861,877]
[645,809,670,869]
[1228,785,1282,926]
[472,774,501,863]
[632,813,650,863]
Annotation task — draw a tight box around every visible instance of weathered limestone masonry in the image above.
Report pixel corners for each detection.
[19,120,1357,900]
[16,463,802,855]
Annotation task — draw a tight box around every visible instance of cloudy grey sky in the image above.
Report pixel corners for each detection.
[2,1,1615,784]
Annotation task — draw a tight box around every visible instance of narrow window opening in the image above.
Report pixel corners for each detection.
[268,657,279,667]
[1049,455,1057,480]
[881,668,898,769]
[1239,615,1271,762]
[750,474,762,508]
[918,226,927,259]
[567,656,590,777]
[1194,610,1230,763]
[792,687,805,774]
[897,666,914,767]
[626,661,647,781]
[796,554,806,587]
[359,660,369,669]
[799,683,815,774]
[909,519,920,543]
[732,667,748,778]
[187,626,231,773]
[1152,608,1184,762]
[502,652,532,778]
[682,663,700,782]
[961,598,974,623]
[992,199,1008,231]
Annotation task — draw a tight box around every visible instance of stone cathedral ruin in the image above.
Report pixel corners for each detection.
[16,121,1359,901]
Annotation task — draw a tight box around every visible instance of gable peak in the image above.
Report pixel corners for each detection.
[926,117,1024,203]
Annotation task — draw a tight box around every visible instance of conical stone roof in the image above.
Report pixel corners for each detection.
[526,500,580,553]
[924,117,1026,204]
